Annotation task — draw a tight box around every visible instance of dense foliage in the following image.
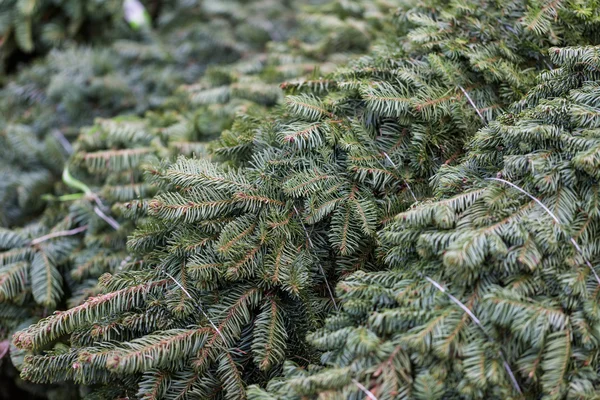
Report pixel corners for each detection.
[1,0,394,397]
[249,44,600,400]
[0,0,395,335]
[0,0,301,228]
[4,0,600,399]
[0,0,137,73]
[7,1,600,399]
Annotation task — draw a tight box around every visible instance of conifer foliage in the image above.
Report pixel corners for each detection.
[250,45,600,399]
[2,2,397,397]
[4,2,399,396]
[5,1,600,399]
[0,0,143,73]
[0,0,393,335]
[10,1,600,399]
[0,0,300,228]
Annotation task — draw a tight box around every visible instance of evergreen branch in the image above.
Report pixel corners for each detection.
[82,147,153,172]
[217,222,258,253]
[0,261,29,301]
[285,95,333,120]
[489,177,600,285]
[165,158,255,192]
[14,279,170,350]
[30,251,63,308]
[423,276,522,394]
[293,205,338,311]
[88,328,212,374]
[253,297,287,371]
[217,352,245,399]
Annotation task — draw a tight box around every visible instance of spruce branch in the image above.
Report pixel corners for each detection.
[14,278,170,351]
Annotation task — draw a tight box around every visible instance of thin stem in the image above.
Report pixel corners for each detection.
[52,129,73,154]
[61,166,120,230]
[94,206,121,230]
[458,85,486,123]
[381,151,418,202]
[352,379,378,400]
[425,277,482,326]
[42,193,85,202]
[424,275,522,394]
[30,225,88,246]
[163,270,227,343]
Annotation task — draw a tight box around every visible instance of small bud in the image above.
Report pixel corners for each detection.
[106,354,121,370]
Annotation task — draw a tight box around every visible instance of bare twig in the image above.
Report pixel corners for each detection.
[93,206,121,230]
[52,130,73,154]
[458,85,486,123]
[352,379,379,400]
[425,277,482,326]
[61,167,120,230]
[30,225,88,245]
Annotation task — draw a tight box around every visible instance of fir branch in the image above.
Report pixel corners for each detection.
[14,279,170,350]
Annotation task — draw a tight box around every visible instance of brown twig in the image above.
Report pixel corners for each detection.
[30,225,88,246]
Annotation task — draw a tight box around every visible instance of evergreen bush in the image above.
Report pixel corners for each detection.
[0,0,294,228]
[11,1,600,398]
[250,44,600,400]
[0,1,394,397]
